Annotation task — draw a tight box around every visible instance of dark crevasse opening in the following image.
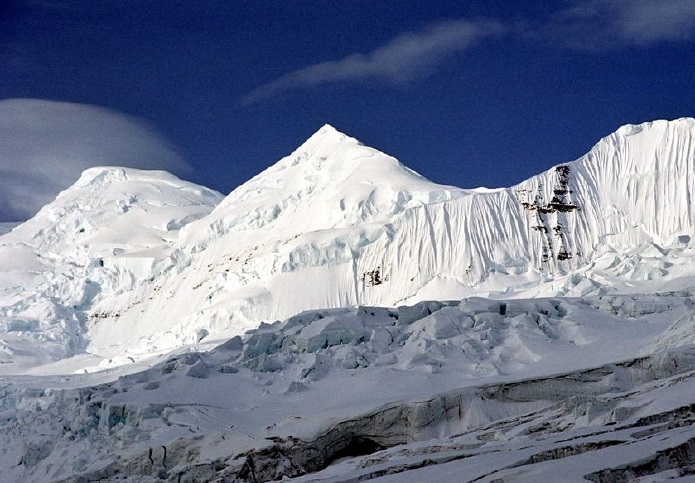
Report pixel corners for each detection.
[327,436,387,465]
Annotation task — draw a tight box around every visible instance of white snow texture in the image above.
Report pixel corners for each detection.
[1,118,695,482]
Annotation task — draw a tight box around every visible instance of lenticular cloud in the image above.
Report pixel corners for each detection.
[0,98,190,221]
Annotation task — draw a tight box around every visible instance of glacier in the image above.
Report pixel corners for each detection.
[3,296,695,482]
[1,118,695,481]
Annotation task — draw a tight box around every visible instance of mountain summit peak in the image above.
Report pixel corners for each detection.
[296,123,358,153]
[316,123,342,136]
[196,124,462,244]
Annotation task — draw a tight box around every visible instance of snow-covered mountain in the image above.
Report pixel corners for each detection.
[0,167,223,371]
[2,118,695,482]
[0,98,192,221]
[1,119,695,372]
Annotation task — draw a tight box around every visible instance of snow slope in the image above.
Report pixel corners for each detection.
[0,223,19,236]
[2,295,695,482]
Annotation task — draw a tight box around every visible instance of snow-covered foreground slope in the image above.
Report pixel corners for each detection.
[2,295,695,482]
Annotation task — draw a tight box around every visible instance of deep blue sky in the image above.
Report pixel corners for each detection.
[1,0,694,220]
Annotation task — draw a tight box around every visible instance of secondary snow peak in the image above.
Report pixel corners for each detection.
[0,98,191,221]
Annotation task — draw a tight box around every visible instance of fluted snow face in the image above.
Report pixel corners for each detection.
[576,119,695,245]
[1,119,694,371]
[401,118,695,292]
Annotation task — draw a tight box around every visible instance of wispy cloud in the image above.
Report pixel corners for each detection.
[613,0,695,44]
[243,3,695,104]
[545,0,695,50]
[0,99,192,221]
[241,19,504,105]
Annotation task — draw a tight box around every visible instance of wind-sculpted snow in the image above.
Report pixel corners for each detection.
[2,295,695,482]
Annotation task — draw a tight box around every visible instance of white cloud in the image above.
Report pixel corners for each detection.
[614,0,695,44]
[241,19,504,104]
[545,0,695,49]
[242,5,695,104]
[0,99,191,221]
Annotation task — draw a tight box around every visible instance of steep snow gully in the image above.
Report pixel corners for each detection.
[2,118,695,481]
